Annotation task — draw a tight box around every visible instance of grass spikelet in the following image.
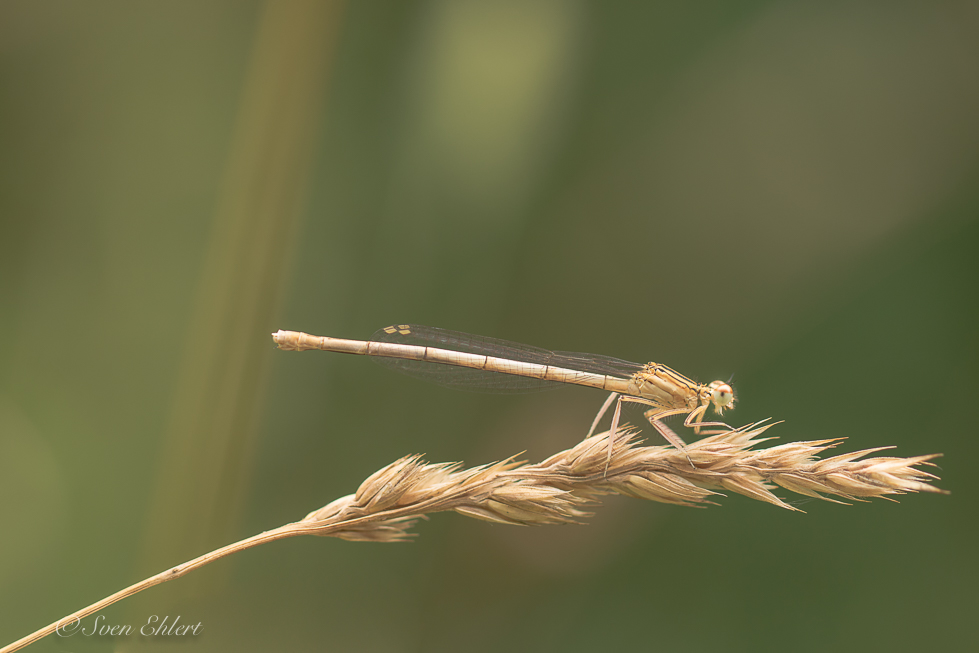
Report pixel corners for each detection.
[1,421,944,653]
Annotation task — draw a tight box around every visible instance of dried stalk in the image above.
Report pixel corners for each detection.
[0,422,943,652]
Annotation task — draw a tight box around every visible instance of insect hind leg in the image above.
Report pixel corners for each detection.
[586,391,620,439]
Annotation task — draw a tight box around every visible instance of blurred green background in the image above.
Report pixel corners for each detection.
[1,1,977,651]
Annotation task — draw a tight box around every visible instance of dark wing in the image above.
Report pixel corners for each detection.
[370,324,643,394]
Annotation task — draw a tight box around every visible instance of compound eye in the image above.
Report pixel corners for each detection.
[712,383,734,407]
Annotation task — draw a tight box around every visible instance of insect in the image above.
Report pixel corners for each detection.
[273,324,736,458]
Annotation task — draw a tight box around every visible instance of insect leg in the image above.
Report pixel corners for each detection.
[604,394,625,476]
[587,391,620,438]
[684,404,731,435]
[616,398,695,456]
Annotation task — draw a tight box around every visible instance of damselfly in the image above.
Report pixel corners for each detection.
[272,324,736,454]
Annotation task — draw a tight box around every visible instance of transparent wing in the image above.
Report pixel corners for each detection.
[371,324,643,394]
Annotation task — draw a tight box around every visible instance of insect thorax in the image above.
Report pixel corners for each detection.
[632,366,703,409]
